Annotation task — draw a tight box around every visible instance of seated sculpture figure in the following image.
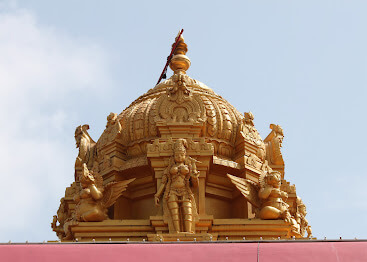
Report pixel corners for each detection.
[258,171,292,222]
[74,164,135,222]
[228,171,304,238]
[154,139,199,233]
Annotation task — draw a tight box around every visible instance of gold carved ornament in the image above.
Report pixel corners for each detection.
[227,172,293,223]
[74,164,135,222]
[74,125,96,170]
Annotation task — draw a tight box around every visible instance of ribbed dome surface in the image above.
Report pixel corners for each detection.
[115,75,247,159]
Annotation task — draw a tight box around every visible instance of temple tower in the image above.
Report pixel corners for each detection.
[52,33,312,242]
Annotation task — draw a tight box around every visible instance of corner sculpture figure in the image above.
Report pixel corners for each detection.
[51,199,68,240]
[227,171,293,222]
[296,197,313,238]
[258,171,292,222]
[74,125,97,176]
[265,124,285,167]
[75,164,135,222]
[154,139,200,233]
[227,170,310,237]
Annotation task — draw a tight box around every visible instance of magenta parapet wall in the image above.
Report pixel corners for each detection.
[1,240,367,262]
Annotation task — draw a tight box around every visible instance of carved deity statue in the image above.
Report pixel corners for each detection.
[74,164,135,222]
[154,139,199,233]
[51,197,78,240]
[74,125,96,171]
[258,171,292,222]
[296,197,312,238]
[227,171,294,224]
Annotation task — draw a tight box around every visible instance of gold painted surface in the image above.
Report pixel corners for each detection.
[51,34,312,241]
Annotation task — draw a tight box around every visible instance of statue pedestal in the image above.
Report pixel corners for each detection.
[150,215,214,235]
[65,218,304,242]
[69,220,154,242]
[147,232,218,242]
[212,219,303,240]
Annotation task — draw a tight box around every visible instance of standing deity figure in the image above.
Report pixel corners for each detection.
[154,139,199,233]
[258,171,293,223]
[296,197,312,238]
[74,164,134,222]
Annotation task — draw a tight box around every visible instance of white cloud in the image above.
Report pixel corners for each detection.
[0,5,113,241]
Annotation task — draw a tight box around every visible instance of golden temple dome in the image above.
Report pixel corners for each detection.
[53,33,310,242]
[99,34,263,160]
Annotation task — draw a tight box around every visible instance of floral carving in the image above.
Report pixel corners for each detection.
[154,73,206,124]
[201,96,217,137]
[168,72,191,104]
[217,101,232,140]
[147,138,213,155]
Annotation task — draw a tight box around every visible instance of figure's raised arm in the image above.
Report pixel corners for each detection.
[258,186,272,200]
[188,157,200,188]
[89,184,103,200]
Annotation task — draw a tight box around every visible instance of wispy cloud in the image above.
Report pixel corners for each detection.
[0,4,113,242]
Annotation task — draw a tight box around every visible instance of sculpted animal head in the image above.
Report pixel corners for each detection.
[74,125,90,148]
[270,124,284,145]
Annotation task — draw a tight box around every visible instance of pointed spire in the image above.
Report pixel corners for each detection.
[169,32,191,73]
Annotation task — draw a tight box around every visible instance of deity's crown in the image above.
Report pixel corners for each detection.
[173,138,187,153]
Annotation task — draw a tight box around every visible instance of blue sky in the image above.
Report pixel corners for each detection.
[0,0,366,241]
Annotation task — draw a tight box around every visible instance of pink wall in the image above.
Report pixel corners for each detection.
[0,242,366,262]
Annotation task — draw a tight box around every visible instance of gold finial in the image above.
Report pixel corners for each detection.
[169,31,191,73]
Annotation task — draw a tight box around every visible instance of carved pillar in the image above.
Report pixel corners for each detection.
[198,172,206,215]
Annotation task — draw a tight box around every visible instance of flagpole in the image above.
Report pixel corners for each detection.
[156,29,184,86]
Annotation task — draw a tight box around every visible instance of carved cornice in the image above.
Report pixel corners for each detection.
[147,137,214,157]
